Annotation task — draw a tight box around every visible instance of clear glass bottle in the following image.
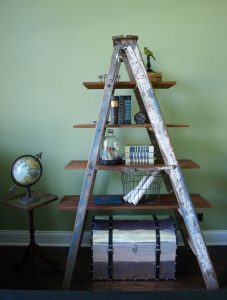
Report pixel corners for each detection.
[99,129,122,165]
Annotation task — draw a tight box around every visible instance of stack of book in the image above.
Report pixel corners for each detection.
[147,72,162,82]
[125,145,154,165]
[110,95,131,125]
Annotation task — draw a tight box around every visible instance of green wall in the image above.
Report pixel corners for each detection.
[0,0,227,231]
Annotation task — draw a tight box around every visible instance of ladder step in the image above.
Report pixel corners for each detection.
[65,159,200,170]
[73,123,189,128]
[58,194,211,211]
[83,81,176,89]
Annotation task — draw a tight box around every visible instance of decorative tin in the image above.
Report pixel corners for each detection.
[91,215,177,280]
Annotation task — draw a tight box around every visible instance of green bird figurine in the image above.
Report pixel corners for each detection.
[144,47,156,61]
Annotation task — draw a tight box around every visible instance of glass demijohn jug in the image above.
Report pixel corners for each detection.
[99,129,122,165]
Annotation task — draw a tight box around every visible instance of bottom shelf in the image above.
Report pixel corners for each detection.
[58,194,211,210]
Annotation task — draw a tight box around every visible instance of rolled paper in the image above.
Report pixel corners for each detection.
[123,171,160,205]
[131,174,157,205]
[123,174,149,203]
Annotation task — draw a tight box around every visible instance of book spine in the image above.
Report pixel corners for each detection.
[118,95,125,124]
[125,145,155,165]
[125,152,154,159]
[125,157,154,165]
[125,152,154,165]
[125,145,154,153]
[110,96,119,125]
[124,95,131,124]
[93,195,122,205]
[118,95,131,124]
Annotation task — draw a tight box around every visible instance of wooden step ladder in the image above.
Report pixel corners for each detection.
[63,35,219,290]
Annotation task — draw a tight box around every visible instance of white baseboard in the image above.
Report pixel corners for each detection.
[0,230,91,247]
[0,229,226,247]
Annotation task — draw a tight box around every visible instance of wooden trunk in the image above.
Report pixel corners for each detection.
[91,215,177,280]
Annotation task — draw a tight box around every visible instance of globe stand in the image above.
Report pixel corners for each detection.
[6,154,60,287]
[20,186,40,204]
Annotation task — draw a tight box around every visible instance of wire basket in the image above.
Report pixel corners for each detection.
[121,170,162,205]
[98,74,121,82]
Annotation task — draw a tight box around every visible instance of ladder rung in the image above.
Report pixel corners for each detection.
[83,81,176,89]
[58,194,211,211]
[73,123,189,128]
[65,159,199,170]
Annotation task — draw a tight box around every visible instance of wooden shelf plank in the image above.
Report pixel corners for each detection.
[65,159,200,170]
[3,192,58,211]
[83,81,176,89]
[73,123,189,128]
[65,160,87,169]
[58,194,211,210]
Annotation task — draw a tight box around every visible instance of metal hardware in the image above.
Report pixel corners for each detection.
[132,244,137,253]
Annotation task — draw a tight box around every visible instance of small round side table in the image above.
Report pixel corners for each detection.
[3,191,58,287]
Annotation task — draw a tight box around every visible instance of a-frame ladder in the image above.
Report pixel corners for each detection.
[63,35,219,290]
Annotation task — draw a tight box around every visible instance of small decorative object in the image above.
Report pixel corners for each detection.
[99,129,122,165]
[144,46,156,72]
[98,74,107,82]
[93,120,110,124]
[9,153,43,204]
[98,74,120,82]
[134,111,147,124]
[147,71,162,82]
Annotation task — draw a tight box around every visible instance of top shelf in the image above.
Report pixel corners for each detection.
[83,81,176,89]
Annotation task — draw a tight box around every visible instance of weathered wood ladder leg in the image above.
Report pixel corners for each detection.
[62,44,122,290]
[119,36,218,289]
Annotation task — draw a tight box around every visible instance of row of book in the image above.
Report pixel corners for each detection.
[125,145,154,165]
[110,95,131,125]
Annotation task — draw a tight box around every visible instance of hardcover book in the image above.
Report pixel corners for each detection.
[93,195,122,205]
[125,145,154,165]
[125,145,154,153]
[118,95,131,124]
[110,96,119,125]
